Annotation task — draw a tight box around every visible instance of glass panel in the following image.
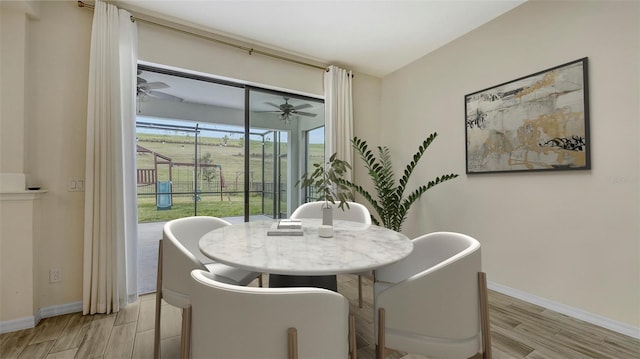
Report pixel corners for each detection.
[135,67,245,222]
[248,89,324,220]
[194,123,246,218]
[136,120,196,222]
[247,129,273,218]
[304,126,325,202]
[278,131,289,218]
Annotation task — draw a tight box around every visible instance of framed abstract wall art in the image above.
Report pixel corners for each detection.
[465,58,590,174]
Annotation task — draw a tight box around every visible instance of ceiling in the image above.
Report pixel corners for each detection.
[118,0,526,77]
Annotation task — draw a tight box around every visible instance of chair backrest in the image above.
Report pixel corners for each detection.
[162,216,231,307]
[375,231,478,284]
[190,269,350,359]
[374,232,482,358]
[291,201,372,224]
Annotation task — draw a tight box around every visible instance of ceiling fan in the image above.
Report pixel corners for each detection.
[137,72,183,102]
[264,97,316,122]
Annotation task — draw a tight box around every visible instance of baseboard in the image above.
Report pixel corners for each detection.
[40,301,82,319]
[488,281,640,339]
[0,316,37,334]
[0,301,82,334]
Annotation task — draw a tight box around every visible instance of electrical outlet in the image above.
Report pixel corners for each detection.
[68,179,85,192]
[50,267,62,283]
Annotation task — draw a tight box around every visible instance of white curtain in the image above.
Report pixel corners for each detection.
[324,65,354,181]
[83,0,138,315]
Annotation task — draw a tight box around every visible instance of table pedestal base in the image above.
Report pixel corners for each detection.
[269,274,337,292]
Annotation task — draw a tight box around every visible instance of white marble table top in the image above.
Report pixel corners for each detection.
[199,219,413,276]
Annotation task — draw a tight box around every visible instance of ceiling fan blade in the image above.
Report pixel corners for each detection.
[292,103,312,110]
[294,111,317,117]
[148,90,183,102]
[144,82,169,90]
[265,102,283,110]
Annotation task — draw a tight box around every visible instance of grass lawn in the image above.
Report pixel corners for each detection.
[136,132,278,183]
[137,193,271,222]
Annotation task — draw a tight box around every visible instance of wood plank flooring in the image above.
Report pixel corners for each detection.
[2,274,638,359]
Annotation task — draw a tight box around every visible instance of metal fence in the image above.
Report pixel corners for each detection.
[136,180,284,200]
[137,180,277,194]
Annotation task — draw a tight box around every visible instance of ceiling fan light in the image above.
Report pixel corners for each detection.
[280,112,293,124]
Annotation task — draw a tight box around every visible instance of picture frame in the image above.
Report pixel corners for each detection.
[465,57,590,174]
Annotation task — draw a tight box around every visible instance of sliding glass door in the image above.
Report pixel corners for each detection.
[135,65,325,224]
[247,88,325,220]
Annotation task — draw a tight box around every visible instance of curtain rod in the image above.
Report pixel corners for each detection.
[77,1,331,72]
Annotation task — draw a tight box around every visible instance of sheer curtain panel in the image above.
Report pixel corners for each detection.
[83,0,139,315]
[324,65,354,181]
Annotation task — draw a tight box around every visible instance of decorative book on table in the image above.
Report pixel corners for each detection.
[267,219,303,236]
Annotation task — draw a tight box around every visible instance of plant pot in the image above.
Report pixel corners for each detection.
[322,206,333,226]
[318,224,333,238]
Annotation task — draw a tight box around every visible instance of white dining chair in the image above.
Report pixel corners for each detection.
[291,201,371,223]
[190,269,357,359]
[374,232,491,359]
[291,201,372,307]
[154,216,262,359]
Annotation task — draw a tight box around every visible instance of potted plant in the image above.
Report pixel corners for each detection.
[337,132,458,232]
[297,153,354,225]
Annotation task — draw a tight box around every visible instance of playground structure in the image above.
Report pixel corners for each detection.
[136,145,226,209]
[134,120,298,221]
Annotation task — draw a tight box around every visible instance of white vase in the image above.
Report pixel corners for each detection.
[322,206,333,226]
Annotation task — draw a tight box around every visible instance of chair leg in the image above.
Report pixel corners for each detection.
[358,275,363,308]
[287,327,298,359]
[376,308,385,359]
[258,273,263,287]
[348,313,357,359]
[478,272,492,359]
[153,240,163,359]
[180,306,192,359]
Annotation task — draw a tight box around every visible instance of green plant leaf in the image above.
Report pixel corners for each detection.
[348,132,456,232]
[298,132,457,232]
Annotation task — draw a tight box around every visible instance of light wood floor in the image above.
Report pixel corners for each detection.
[1,275,638,359]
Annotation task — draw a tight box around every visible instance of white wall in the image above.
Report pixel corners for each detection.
[379,0,639,329]
[23,1,92,315]
[1,2,30,173]
[137,22,325,98]
[351,72,382,189]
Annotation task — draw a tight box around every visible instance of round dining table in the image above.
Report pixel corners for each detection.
[199,219,413,291]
